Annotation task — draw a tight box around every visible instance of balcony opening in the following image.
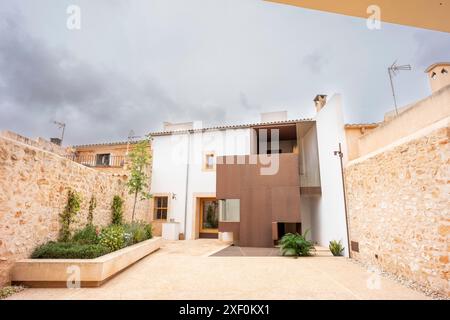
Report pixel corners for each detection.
[254,124,297,155]
[96,153,111,166]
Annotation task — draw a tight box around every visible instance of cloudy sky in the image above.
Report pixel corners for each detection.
[0,0,449,145]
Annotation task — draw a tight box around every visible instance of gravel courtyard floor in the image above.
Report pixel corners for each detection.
[7,239,429,300]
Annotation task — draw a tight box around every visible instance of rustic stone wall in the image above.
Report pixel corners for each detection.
[345,121,449,296]
[0,136,151,287]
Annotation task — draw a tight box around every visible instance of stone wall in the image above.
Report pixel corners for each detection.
[0,135,151,287]
[345,120,449,296]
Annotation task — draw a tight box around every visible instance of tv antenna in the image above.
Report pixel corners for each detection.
[52,120,66,144]
[126,130,141,154]
[388,61,412,116]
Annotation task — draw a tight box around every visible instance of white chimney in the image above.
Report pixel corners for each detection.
[260,111,288,123]
[425,62,450,94]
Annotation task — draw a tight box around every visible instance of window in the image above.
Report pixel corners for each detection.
[96,153,110,166]
[203,152,215,171]
[431,72,437,80]
[154,196,168,220]
[442,68,448,75]
[219,199,240,222]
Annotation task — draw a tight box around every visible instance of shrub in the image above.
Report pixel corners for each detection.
[72,224,99,245]
[111,195,124,225]
[123,221,153,246]
[99,225,125,251]
[144,223,153,239]
[329,240,345,256]
[0,286,25,300]
[31,242,110,259]
[87,195,97,225]
[280,231,314,257]
[59,190,82,242]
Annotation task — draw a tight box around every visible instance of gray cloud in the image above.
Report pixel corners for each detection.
[1,0,449,145]
[0,13,197,144]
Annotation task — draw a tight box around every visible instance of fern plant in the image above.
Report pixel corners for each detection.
[280,230,314,257]
[329,240,345,256]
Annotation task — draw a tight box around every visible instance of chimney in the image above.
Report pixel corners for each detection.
[50,137,62,146]
[314,94,327,112]
[425,62,450,94]
[260,111,288,123]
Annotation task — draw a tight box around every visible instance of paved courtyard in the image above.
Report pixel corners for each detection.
[8,239,428,300]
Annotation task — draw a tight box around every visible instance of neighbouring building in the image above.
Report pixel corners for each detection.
[69,140,149,174]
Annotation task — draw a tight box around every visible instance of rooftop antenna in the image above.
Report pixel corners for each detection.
[388,60,412,116]
[52,120,66,144]
[126,130,141,155]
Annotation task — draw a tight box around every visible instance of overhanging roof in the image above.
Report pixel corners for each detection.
[148,118,314,136]
[267,0,450,33]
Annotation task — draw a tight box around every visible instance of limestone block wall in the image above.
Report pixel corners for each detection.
[345,120,449,296]
[0,136,150,286]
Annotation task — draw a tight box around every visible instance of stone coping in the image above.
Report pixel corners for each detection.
[11,237,162,288]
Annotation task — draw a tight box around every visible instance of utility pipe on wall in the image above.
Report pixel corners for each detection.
[183,130,192,239]
[334,143,351,258]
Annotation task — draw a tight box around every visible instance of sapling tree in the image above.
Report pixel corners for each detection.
[126,139,152,221]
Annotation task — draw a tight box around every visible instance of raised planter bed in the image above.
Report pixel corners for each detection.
[11,237,162,288]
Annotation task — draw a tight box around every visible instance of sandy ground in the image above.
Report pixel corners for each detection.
[7,239,429,300]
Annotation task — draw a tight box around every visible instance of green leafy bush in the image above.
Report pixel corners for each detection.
[0,286,25,300]
[72,224,99,245]
[329,240,345,256]
[144,223,153,239]
[31,242,110,259]
[99,225,125,251]
[123,221,153,246]
[111,195,124,225]
[59,190,82,242]
[280,231,314,257]
[87,195,97,225]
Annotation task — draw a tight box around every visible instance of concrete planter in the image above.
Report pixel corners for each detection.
[11,237,162,288]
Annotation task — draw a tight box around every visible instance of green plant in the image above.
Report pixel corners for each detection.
[87,195,97,225]
[329,240,345,256]
[123,221,153,246]
[59,190,82,242]
[126,140,152,221]
[72,224,99,245]
[31,242,110,259]
[111,195,124,225]
[280,231,314,257]
[144,223,153,239]
[0,286,25,300]
[99,225,125,251]
[206,204,218,229]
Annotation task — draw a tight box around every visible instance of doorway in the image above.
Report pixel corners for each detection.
[199,198,219,238]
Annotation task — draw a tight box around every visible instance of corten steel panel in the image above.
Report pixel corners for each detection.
[240,187,274,247]
[218,222,240,241]
[216,156,241,199]
[217,154,301,247]
[271,186,301,222]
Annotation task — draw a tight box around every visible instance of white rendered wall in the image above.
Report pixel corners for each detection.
[314,94,350,257]
[151,128,251,239]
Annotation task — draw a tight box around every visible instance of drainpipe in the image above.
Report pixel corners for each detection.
[183,130,192,239]
[334,143,352,258]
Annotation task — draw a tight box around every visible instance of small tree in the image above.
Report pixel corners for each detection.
[126,139,152,221]
[59,190,81,242]
[111,195,124,225]
[87,195,97,225]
